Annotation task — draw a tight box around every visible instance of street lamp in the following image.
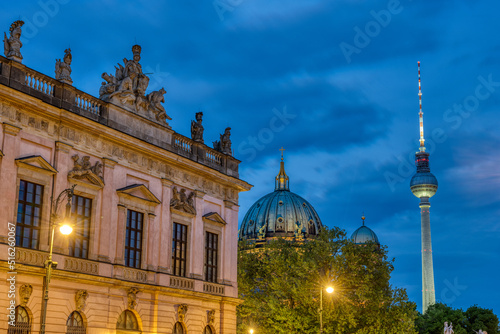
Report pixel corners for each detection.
[39,185,75,334]
[319,285,334,333]
[249,329,254,334]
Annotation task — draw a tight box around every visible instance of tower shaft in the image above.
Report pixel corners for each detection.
[420,197,435,313]
[410,62,438,314]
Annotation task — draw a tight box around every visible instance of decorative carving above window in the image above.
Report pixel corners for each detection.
[207,309,215,325]
[177,304,188,323]
[75,290,89,311]
[68,154,104,188]
[19,284,33,306]
[170,187,196,215]
[127,287,140,310]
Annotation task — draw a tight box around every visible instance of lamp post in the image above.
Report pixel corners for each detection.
[319,286,334,333]
[249,329,254,334]
[39,185,75,334]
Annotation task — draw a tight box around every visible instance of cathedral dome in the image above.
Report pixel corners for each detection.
[351,216,379,245]
[239,154,322,242]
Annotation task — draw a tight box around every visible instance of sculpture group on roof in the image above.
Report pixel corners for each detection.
[99,44,171,123]
[2,19,237,158]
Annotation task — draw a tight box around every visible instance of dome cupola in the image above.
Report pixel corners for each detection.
[239,149,322,243]
[351,215,380,246]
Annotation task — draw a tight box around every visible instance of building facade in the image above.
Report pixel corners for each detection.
[0,22,251,334]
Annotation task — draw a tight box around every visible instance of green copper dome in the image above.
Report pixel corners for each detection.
[239,154,322,242]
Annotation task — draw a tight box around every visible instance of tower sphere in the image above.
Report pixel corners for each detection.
[410,171,438,198]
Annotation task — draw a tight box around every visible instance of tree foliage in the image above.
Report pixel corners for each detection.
[237,227,418,334]
[416,303,499,334]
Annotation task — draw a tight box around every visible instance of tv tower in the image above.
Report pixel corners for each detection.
[410,62,438,314]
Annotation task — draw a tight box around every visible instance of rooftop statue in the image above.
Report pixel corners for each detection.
[3,20,24,62]
[213,127,232,155]
[191,112,204,143]
[55,48,73,85]
[99,45,171,124]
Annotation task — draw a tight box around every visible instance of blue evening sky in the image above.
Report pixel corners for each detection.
[2,0,499,315]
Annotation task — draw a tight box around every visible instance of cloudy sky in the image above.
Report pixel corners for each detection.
[3,0,499,315]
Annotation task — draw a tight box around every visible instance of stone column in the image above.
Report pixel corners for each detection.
[191,190,205,280]
[115,204,127,265]
[0,123,21,243]
[98,158,117,262]
[158,178,173,273]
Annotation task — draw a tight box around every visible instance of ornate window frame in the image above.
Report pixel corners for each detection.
[115,184,160,270]
[202,212,225,283]
[15,155,56,252]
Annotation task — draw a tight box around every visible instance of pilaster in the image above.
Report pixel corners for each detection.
[158,178,174,273]
[191,189,205,280]
[99,158,117,262]
[115,204,127,265]
[0,123,21,243]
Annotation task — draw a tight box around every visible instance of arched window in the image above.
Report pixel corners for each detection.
[203,325,214,334]
[116,310,141,333]
[173,322,185,334]
[66,311,86,334]
[7,306,31,334]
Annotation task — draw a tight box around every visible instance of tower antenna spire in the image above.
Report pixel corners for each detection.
[418,61,425,152]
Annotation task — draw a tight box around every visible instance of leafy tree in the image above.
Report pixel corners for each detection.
[463,305,499,334]
[416,303,500,334]
[416,303,467,334]
[237,227,418,334]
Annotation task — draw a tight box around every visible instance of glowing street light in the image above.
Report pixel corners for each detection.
[39,185,75,334]
[319,285,334,333]
[249,329,254,334]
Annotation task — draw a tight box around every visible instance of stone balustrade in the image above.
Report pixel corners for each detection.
[0,55,240,178]
[75,93,101,115]
[25,71,55,96]
[173,134,193,156]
